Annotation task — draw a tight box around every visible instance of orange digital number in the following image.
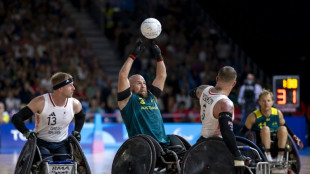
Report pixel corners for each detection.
[293,89,297,104]
[277,89,286,105]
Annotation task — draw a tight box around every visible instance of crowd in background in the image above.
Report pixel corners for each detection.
[0,0,309,127]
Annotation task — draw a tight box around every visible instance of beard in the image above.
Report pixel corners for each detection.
[135,90,148,98]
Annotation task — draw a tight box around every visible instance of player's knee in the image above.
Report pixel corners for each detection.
[261,126,270,134]
[278,126,288,135]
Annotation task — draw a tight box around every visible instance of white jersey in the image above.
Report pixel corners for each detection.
[199,86,234,138]
[34,93,74,142]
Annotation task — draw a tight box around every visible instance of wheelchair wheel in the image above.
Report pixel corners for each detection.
[173,135,191,150]
[181,137,234,174]
[112,135,156,174]
[69,135,91,174]
[287,134,301,174]
[236,136,267,162]
[14,137,37,174]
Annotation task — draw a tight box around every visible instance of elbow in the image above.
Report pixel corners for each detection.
[118,71,128,79]
[11,114,19,126]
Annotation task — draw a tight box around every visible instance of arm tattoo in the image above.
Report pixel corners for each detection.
[196,85,209,95]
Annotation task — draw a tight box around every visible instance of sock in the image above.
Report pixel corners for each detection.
[277,154,284,162]
[265,153,273,161]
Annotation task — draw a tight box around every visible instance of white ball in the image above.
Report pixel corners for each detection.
[140,18,162,39]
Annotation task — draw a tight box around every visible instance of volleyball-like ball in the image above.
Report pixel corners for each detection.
[140,18,162,39]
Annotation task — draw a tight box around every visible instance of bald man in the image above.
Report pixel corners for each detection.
[117,39,170,146]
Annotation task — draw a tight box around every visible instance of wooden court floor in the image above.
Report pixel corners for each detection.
[0,148,309,174]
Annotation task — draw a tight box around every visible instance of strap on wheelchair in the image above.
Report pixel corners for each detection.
[278,148,285,152]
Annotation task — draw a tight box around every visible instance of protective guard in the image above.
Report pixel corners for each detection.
[68,135,91,174]
[14,136,37,174]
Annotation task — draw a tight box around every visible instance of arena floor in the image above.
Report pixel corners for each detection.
[1,147,309,174]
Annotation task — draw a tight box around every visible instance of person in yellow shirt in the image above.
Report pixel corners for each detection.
[239,89,303,162]
[0,102,10,123]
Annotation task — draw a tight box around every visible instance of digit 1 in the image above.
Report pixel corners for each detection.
[292,89,297,104]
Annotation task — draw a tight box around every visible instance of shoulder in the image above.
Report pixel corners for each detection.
[27,95,46,114]
[276,108,284,118]
[72,98,82,114]
[197,85,211,98]
[217,98,234,112]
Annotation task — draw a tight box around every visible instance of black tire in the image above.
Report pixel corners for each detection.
[181,137,234,174]
[112,135,156,174]
[68,135,91,174]
[14,137,37,174]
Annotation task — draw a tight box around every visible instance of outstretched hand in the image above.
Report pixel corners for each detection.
[151,40,163,61]
[130,38,143,59]
[72,131,81,142]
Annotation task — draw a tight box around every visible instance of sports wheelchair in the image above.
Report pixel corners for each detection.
[111,134,191,174]
[246,133,301,174]
[181,136,267,174]
[14,135,91,174]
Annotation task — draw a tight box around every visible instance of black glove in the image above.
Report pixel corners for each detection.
[72,131,81,142]
[129,38,143,59]
[234,155,251,174]
[24,131,38,140]
[151,40,163,61]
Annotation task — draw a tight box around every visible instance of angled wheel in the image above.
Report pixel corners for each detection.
[172,134,191,150]
[287,134,301,174]
[236,136,267,162]
[112,135,156,174]
[68,135,91,174]
[14,137,37,174]
[181,137,234,174]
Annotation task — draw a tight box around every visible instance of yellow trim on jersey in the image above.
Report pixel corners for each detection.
[254,107,278,119]
[271,107,278,115]
[254,110,262,119]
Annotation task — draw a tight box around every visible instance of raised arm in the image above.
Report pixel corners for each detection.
[118,39,142,110]
[151,41,166,91]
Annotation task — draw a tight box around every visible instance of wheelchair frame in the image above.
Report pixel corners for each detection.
[112,134,190,174]
[14,135,90,174]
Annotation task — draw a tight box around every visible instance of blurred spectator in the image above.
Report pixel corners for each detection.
[0,101,10,123]
[86,97,104,122]
[17,81,35,107]
[102,2,116,40]
[176,87,192,110]
[106,87,119,123]
[238,73,262,123]
[5,90,21,113]
[173,101,189,123]
[188,100,200,122]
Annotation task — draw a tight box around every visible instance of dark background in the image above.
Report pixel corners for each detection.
[197,0,310,104]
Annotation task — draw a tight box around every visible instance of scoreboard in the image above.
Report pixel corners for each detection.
[272,75,300,111]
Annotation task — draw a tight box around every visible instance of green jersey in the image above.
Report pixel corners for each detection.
[252,107,280,133]
[121,91,170,145]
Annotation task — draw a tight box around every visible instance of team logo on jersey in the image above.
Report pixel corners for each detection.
[49,112,56,117]
[139,98,145,105]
